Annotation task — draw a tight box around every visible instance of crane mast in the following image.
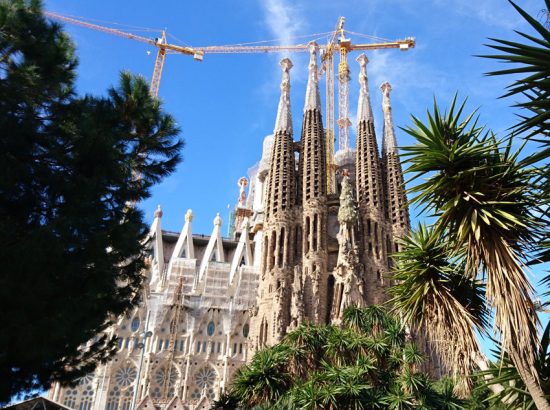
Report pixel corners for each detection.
[150,31,167,98]
[325,54,336,195]
[320,17,344,196]
[337,29,352,152]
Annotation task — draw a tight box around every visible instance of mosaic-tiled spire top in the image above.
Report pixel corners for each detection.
[356,54,374,122]
[304,42,321,112]
[274,58,293,134]
[381,81,397,154]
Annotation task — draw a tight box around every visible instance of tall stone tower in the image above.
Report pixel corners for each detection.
[381,82,410,252]
[354,55,389,305]
[252,58,299,348]
[252,51,411,350]
[299,42,329,324]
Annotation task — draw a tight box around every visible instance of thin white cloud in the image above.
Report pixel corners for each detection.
[263,0,304,50]
[430,0,540,30]
[261,0,308,82]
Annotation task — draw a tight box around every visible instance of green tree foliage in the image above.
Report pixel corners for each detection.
[0,0,182,402]
[477,320,550,409]
[213,306,466,410]
[482,0,550,265]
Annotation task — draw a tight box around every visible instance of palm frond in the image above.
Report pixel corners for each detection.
[390,223,488,390]
[481,0,550,141]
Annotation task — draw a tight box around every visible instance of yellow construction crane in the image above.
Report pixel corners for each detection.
[46,11,414,193]
[44,12,205,97]
[319,17,343,195]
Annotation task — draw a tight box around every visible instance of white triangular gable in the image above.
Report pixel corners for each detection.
[163,396,185,410]
[198,213,225,281]
[229,217,252,283]
[193,395,212,410]
[136,395,155,410]
[171,209,195,260]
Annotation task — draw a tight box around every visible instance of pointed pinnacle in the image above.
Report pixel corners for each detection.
[304,41,321,112]
[356,54,373,123]
[380,82,397,154]
[274,58,293,134]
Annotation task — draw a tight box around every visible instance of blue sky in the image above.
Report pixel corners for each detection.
[42,0,540,234]
[41,0,548,359]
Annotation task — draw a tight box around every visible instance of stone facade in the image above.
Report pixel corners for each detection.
[249,46,415,351]
[48,45,431,410]
[49,208,260,410]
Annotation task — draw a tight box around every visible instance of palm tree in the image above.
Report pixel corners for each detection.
[230,344,293,407]
[394,96,547,408]
[390,222,489,394]
[482,1,550,144]
[478,320,550,408]
[217,306,465,409]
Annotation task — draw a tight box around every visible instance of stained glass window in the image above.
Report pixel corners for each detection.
[207,321,215,336]
[154,366,177,387]
[131,317,140,332]
[115,365,137,387]
[194,367,216,391]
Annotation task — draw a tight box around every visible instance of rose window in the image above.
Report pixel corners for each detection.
[78,373,94,385]
[115,365,137,387]
[154,366,178,387]
[194,367,216,390]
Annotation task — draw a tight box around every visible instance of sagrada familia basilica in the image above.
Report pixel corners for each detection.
[48,43,429,410]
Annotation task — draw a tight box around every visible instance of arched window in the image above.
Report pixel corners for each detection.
[106,386,120,410]
[243,323,250,338]
[130,317,140,332]
[152,365,178,398]
[119,388,133,410]
[63,388,77,409]
[193,367,217,401]
[114,365,137,387]
[207,321,215,337]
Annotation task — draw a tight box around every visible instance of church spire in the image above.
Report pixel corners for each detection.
[381,82,397,155]
[356,54,374,122]
[251,58,299,348]
[274,58,293,134]
[300,42,328,324]
[304,42,321,112]
[355,54,383,210]
[355,56,388,305]
[380,82,410,248]
[265,58,297,219]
